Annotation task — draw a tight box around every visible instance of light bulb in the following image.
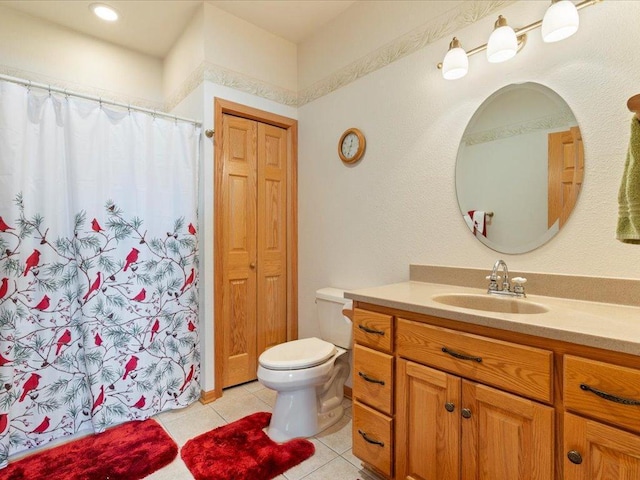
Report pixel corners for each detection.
[90,3,119,22]
[487,16,518,63]
[542,0,579,43]
[442,38,469,80]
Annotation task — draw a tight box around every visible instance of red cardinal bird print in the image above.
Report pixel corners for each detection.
[122,355,138,380]
[180,365,194,393]
[0,277,8,299]
[19,373,41,402]
[0,217,14,232]
[188,223,196,235]
[0,353,10,366]
[55,329,71,355]
[32,416,50,434]
[92,385,105,413]
[23,249,40,276]
[123,248,139,272]
[187,321,196,332]
[180,268,195,294]
[34,295,50,311]
[0,413,7,434]
[150,319,160,342]
[132,395,145,409]
[91,218,103,232]
[83,272,101,301]
[94,332,103,346]
[132,288,146,302]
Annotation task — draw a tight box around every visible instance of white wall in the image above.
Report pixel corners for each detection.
[297,0,640,339]
[0,5,164,109]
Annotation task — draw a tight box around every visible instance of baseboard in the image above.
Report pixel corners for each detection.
[199,389,219,404]
[344,385,352,399]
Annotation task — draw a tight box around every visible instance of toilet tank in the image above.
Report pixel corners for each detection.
[316,287,353,349]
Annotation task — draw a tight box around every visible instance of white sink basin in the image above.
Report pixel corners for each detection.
[432,293,549,315]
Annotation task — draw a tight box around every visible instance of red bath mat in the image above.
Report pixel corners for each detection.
[181,411,315,480]
[0,418,177,480]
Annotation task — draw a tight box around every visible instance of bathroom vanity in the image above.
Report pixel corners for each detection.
[347,267,640,480]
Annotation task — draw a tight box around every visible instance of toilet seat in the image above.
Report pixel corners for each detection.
[259,337,336,370]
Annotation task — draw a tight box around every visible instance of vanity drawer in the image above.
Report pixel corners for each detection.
[353,344,394,415]
[353,308,393,353]
[396,318,553,403]
[353,400,393,478]
[564,355,640,433]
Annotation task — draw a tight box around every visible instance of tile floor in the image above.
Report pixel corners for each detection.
[148,381,377,480]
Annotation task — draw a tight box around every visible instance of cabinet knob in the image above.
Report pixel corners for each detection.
[461,408,472,419]
[567,450,583,465]
[444,402,455,413]
[249,262,256,269]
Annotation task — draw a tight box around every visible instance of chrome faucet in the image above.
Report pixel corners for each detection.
[487,259,527,297]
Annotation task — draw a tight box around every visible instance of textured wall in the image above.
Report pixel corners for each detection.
[297,0,640,339]
[0,5,165,109]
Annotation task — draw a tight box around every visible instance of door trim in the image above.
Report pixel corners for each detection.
[212,98,298,399]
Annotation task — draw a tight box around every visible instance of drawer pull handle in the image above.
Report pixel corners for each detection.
[580,383,640,406]
[358,429,385,447]
[358,324,385,335]
[442,347,482,363]
[358,371,385,385]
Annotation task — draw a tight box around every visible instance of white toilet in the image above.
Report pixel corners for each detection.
[257,287,353,442]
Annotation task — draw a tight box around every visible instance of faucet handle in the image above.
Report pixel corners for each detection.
[485,275,500,292]
[512,277,527,296]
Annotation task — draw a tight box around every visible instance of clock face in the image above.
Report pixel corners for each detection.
[338,128,365,164]
[341,132,360,159]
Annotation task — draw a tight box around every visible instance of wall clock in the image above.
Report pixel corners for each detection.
[338,128,366,164]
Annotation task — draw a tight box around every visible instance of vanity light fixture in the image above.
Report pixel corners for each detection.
[542,0,580,42]
[90,3,119,22]
[437,0,601,79]
[487,16,518,63]
[442,37,469,80]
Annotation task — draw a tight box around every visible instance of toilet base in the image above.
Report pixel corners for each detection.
[264,353,350,443]
[266,386,345,442]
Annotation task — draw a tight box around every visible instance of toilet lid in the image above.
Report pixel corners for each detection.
[259,337,336,370]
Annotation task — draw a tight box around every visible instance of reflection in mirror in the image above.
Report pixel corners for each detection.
[456,82,583,254]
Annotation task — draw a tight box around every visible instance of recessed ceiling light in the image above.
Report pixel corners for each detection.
[90,3,119,22]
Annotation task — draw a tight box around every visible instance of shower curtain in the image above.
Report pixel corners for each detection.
[0,80,201,465]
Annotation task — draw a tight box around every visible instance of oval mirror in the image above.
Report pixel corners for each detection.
[456,82,583,254]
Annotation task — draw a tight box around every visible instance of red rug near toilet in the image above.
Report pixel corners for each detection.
[180,411,315,480]
[0,418,177,480]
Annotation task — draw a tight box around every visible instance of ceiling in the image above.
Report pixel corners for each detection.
[0,0,357,58]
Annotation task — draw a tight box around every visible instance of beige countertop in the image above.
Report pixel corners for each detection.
[345,281,640,356]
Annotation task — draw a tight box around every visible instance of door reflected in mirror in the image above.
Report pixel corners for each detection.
[456,82,583,254]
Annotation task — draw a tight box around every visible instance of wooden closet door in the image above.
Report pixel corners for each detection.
[220,114,258,387]
[256,123,288,354]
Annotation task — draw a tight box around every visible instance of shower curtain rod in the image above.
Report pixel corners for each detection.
[0,73,202,127]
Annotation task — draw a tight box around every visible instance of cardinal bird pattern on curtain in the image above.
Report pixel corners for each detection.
[0,196,200,466]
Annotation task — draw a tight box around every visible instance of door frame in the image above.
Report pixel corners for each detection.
[211,98,298,399]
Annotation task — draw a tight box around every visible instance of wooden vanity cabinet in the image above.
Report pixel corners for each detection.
[563,355,640,479]
[395,320,554,480]
[351,303,640,480]
[352,308,395,479]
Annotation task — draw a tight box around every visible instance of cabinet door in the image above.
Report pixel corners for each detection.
[396,359,460,480]
[564,412,640,480]
[461,381,554,480]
